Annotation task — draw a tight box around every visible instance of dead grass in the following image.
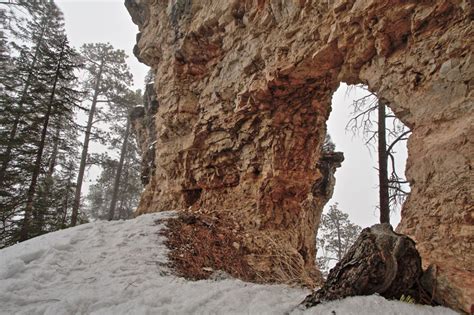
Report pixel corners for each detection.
[158,211,319,287]
[159,211,256,282]
[257,233,316,287]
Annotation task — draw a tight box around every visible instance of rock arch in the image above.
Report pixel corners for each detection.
[126,0,473,312]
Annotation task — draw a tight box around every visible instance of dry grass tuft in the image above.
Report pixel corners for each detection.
[159,211,256,281]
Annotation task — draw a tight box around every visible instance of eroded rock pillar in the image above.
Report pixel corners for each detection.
[126,0,473,311]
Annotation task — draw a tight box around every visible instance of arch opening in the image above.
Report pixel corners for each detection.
[325,83,411,228]
[316,83,411,276]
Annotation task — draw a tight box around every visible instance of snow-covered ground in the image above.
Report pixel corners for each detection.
[0,212,456,315]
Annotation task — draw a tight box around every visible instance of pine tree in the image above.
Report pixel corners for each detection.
[86,144,142,221]
[0,2,83,245]
[27,36,83,238]
[0,2,50,245]
[0,0,51,188]
[107,89,142,220]
[71,43,133,226]
[85,89,143,221]
[317,203,362,277]
[114,149,141,220]
[86,157,117,220]
[20,20,82,240]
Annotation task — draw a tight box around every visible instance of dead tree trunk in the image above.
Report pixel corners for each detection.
[302,224,422,308]
[378,102,390,224]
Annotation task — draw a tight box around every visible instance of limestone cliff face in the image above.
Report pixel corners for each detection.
[126,0,473,312]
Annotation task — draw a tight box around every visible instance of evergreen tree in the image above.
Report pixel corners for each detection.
[87,157,116,220]
[106,89,142,220]
[317,203,362,277]
[71,43,133,226]
[0,6,23,244]
[322,134,336,153]
[26,36,83,238]
[86,89,143,221]
[86,142,141,222]
[0,1,83,245]
[0,2,45,245]
[0,0,52,189]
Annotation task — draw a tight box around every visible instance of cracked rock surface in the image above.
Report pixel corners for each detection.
[126,1,473,312]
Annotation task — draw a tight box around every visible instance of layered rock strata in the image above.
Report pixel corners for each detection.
[126,0,473,312]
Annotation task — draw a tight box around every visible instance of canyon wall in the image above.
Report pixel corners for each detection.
[126,0,473,312]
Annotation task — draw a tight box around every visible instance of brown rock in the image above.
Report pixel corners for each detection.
[126,0,473,312]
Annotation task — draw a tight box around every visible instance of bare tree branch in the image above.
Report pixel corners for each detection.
[386,130,411,154]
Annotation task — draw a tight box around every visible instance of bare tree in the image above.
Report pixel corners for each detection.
[346,85,411,224]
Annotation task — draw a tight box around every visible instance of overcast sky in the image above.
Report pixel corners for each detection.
[56,0,148,90]
[55,0,406,229]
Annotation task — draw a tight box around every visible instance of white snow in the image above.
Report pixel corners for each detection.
[0,212,456,315]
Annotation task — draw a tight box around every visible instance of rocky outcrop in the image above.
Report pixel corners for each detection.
[126,0,473,312]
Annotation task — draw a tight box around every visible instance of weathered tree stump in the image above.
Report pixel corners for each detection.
[302,223,423,308]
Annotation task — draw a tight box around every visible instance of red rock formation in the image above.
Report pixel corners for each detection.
[126,1,473,312]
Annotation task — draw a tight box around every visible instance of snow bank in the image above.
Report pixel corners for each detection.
[0,212,456,315]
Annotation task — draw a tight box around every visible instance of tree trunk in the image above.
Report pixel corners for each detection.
[302,224,423,308]
[61,162,74,228]
[19,38,65,241]
[118,160,130,220]
[118,192,126,220]
[47,123,60,177]
[70,58,105,227]
[335,216,343,261]
[378,102,390,224]
[0,19,47,188]
[108,117,130,221]
[38,122,60,217]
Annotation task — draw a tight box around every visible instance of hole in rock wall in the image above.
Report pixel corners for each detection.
[325,83,411,228]
[183,188,203,207]
[316,83,411,275]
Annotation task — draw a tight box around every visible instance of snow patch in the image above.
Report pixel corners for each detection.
[0,259,26,279]
[0,211,457,315]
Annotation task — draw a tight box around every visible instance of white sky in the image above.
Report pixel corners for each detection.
[56,0,148,90]
[55,0,406,229]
